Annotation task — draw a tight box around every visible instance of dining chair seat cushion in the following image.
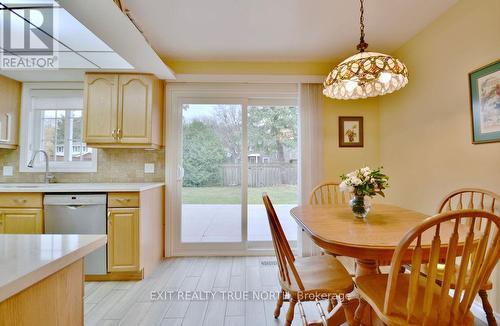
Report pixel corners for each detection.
[420,264,493,290]
[283,255,354,297]
[355,273,474,326]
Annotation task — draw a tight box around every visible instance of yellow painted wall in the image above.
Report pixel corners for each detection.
[323,98,380,182]
[165,60,333,75]
[378,0,500,313]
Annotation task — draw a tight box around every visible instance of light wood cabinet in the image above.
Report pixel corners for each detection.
[84,73,164,149]
[95,188,164,281]
[83,74,119,144]
[0,193,44,234]
[0,208,43,234]
[107,207,140,272]
[108,192,139,208]
[0,193,43,208]
[0,75,21,149]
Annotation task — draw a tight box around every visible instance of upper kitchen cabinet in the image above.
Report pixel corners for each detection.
[84,73,164,149]
[0,75,21,149]
[84,74,119,144]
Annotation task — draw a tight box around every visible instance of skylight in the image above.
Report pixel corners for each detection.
[0,0,133,69]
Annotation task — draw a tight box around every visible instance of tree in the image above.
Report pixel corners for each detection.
[207,105,298,163]
[183,120,226,187]
[209,106,242,163]
[248,106,297,162]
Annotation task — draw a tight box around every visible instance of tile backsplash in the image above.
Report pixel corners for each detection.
[0,148,165,183]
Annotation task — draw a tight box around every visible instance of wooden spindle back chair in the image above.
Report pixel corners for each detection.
[309,182,356,272]
[438,188,499,222]
[263,194,305,291]
[436,188,499,325]
[309,182,351,206]
[355,209,500,325]
[263,193,354,326]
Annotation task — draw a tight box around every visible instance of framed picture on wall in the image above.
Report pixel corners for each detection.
[339,116,363,147]
[469,60,500,144]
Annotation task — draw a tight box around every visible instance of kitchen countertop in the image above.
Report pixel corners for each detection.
[0,234,107,302]
[0,182,164,193]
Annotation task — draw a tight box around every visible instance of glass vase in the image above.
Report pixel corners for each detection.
[349,195,371,219]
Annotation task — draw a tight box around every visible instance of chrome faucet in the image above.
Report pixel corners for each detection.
[27,150,55,183]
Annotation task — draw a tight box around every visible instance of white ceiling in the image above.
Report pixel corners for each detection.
[122,0,458,62]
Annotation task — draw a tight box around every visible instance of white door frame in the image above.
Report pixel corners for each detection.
[165,83,298,256]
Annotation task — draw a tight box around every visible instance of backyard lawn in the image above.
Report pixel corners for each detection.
[182,185,297,204]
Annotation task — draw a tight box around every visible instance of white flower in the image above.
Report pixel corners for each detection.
[352,177,362,186]
[339,181,353,193]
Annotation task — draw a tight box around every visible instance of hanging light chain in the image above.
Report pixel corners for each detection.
[356,0,368,52]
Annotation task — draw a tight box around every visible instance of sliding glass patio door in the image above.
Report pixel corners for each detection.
[181,102,244,244]
[168,94,298,255]
[246,104,298,248]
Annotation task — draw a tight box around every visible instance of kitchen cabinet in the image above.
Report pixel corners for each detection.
[0,209,43,234]
[0,75,21,149]
[0,193,44,234]
[0,187,163,281]
[107,207,140,272]
[100,189,164,280]
[84,73,164,149]
[83,74,119,144]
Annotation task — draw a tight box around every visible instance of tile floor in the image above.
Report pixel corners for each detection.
[84,256,488,326]
[84,257,333,326]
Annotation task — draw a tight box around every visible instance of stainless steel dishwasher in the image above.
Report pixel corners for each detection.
[44,194,107,275]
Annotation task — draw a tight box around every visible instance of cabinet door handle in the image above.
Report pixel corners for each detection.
[117,128,122,140]
[116,198,130,203]
[112,129,117,139]
[13,199,27,204]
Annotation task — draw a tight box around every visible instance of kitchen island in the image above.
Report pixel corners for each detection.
[0,234,107,325]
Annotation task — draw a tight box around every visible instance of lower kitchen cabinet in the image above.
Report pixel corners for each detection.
[0,208,43,234]
[99,187,164,280]
[107,207,140,272]
[0,193,44,234]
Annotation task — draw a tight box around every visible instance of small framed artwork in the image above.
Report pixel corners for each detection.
[469,60,500,144]
[339,116,363,147]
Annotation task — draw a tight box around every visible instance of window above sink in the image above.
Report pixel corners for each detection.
[18,82,97,173]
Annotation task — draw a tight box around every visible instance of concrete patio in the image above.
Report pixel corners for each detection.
[182,204,297,243]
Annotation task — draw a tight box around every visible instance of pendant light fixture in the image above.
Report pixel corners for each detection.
[323,0,409,100]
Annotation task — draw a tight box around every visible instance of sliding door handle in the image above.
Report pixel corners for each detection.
[177,165,184,181]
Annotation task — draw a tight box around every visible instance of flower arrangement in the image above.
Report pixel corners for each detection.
[340,166,389,197]
[339,167,389,218]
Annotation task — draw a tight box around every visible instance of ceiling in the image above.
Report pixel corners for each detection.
[0,0,132,69]
[122,0,458,62]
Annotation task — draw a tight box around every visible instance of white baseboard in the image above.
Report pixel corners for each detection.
[471,301,500,324]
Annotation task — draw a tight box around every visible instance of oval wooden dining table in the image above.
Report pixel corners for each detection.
[289,203,467,326]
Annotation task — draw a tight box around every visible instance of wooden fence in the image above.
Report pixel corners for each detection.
[222,163,297,187]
